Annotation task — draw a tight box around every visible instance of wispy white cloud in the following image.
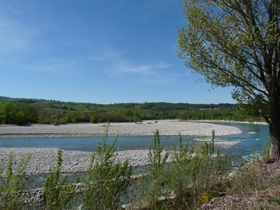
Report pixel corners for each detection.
[91,46,178,85]
[26,57,88,77]
[0,18,39,52]
[111,60,172,76]
[0,2,40,53]
[90,47,125,62]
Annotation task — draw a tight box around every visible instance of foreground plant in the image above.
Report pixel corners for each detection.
[133,130,231,209]
[0,151,31,210]
[134,130,170,209]
[43,148,79,209]
[82,123,132,210]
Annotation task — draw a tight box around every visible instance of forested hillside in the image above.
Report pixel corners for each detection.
[0,96,263,125]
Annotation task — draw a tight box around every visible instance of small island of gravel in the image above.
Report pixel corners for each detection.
[0,120,242,176]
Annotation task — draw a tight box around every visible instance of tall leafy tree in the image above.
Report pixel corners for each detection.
[177,0,280,157]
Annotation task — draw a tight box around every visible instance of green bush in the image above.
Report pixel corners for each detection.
[132,130,231,209]
[42,149,79,209]
[0,152,31,210]
[0,102,38,125]
[90,113,99,123]
[134,130,170,209]
[82,123,132,210]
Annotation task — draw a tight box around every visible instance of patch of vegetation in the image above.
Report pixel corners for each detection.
[0,96,265,125]
[42,148,79,209]
[0,152,31,210]
[82,123,132,209]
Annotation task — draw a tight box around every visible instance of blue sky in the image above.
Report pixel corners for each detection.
[0,0,235,104]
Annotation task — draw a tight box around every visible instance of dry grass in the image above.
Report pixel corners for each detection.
[198,158,280,210]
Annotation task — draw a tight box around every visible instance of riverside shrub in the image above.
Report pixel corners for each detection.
[43,149,79,209]
[133,130,231,209]
[0,152,31,210]
[82,123,132,210]
[134,130,170,209]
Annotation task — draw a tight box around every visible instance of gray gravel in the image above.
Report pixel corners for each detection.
[0,120,242,138]
[0,144,240,176]
[0,148,164,176]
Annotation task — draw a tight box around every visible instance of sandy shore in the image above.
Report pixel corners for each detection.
[0,120,242,138]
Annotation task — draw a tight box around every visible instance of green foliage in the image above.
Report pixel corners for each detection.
[269,197,280,205]
[148,130,169,177]
[82,123,132,210]
[90,113,99,123]
[2,97,263,124]
[59,115,72,124]
[262,134,271,159]
[179,109,249,121]
[0,102,38,125]
[0,152,31,210]
[19,103,38,123]
[132,130,231,209]
[38,112,52,124]
[133,107,142,121]
[140,130,170,208]
[0,102,18,124]
[177,0,272,118]
[177,0,280,157]
[165,131,230,207]
[53,116,60,125]
[43,148,79,209]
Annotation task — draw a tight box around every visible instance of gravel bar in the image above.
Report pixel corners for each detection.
[0,120,242,138]
[0,148,168,176]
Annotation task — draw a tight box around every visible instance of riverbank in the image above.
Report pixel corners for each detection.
[0,120,242,138]
[186,119,268,125]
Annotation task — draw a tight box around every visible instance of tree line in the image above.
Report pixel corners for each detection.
[0,101,263,125]
[0,102,143,125]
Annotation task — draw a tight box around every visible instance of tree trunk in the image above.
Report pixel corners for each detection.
[269,93,280,158]
[270,124,280,158]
